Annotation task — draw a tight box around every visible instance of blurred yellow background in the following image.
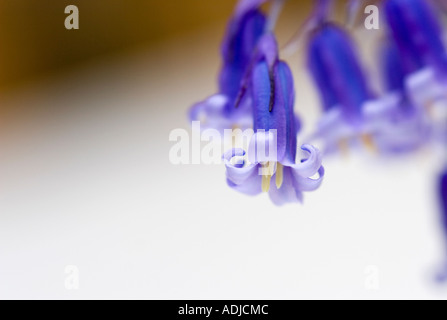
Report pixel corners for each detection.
[0,0,241,91]
[0,0,320,92]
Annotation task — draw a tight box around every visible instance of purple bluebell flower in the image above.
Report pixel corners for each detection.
[306,21,387,153]
[189,0,270,131]
[224,34,324,205]
[379,0,447,150]
[384,0,447,76]
[370,37,432,153]
[305,6,433,155]
[384,0,447,109]
[308,23,374,121]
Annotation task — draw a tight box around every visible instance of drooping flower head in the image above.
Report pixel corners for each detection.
[224,34,324,205]
[305,8,383,154]
[379,0,447,150]
[305,0,435,155]
[371,36,432,153]
[307,22,375,124]
[219,0,268,105]
[189,0,270,131]
[384,0,447,77]
[383,0,447,114]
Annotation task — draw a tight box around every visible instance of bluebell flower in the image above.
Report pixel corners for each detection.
[306,21,388,153]
[223,34,324,205]
[305,5,434,155]
[381,0,447,148]
[189,0,270,131]
[370,36,432,153]
[384,0,447,76]
[308,23,374,122]
[384,0,447,108]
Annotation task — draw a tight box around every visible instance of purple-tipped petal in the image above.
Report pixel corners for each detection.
[406,67,447,107]
[366,98,431,153]
[362,93,402,121]
[189,94,228,123]
[226,172,263,196]
[189,94,253,131]
[289,144,323,178]
[292,165,325,192]
[223,148,259,185]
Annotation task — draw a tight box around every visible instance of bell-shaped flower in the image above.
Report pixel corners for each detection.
[370,37,432,153]
[223,34,324,205]
[189,0,270,131]
[306,22,387,154]
[384,0,447,109]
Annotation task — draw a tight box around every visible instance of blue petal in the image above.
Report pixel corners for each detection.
[291,165,325,192]
[306,23,374,121]
[381,38,407,93]
[223,148,262,195]
[247,131,279,163]
[251,59,298,164]
[220,9,267,103]
[289,144,324,178]
[384,0,447,76]
[365,97,431,153]
[189,94,253,131]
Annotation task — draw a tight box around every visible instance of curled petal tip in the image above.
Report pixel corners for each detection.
[293,165,325,192]
[289,144,323,178]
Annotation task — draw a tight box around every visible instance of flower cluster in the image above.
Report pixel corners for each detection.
[189,0,447,208]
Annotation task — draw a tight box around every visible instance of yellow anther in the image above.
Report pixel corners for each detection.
[262,175,271,193]
[338,138,350,158]
[361,133,376,153]
[261,162,273,193]
[275,162,284,189]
